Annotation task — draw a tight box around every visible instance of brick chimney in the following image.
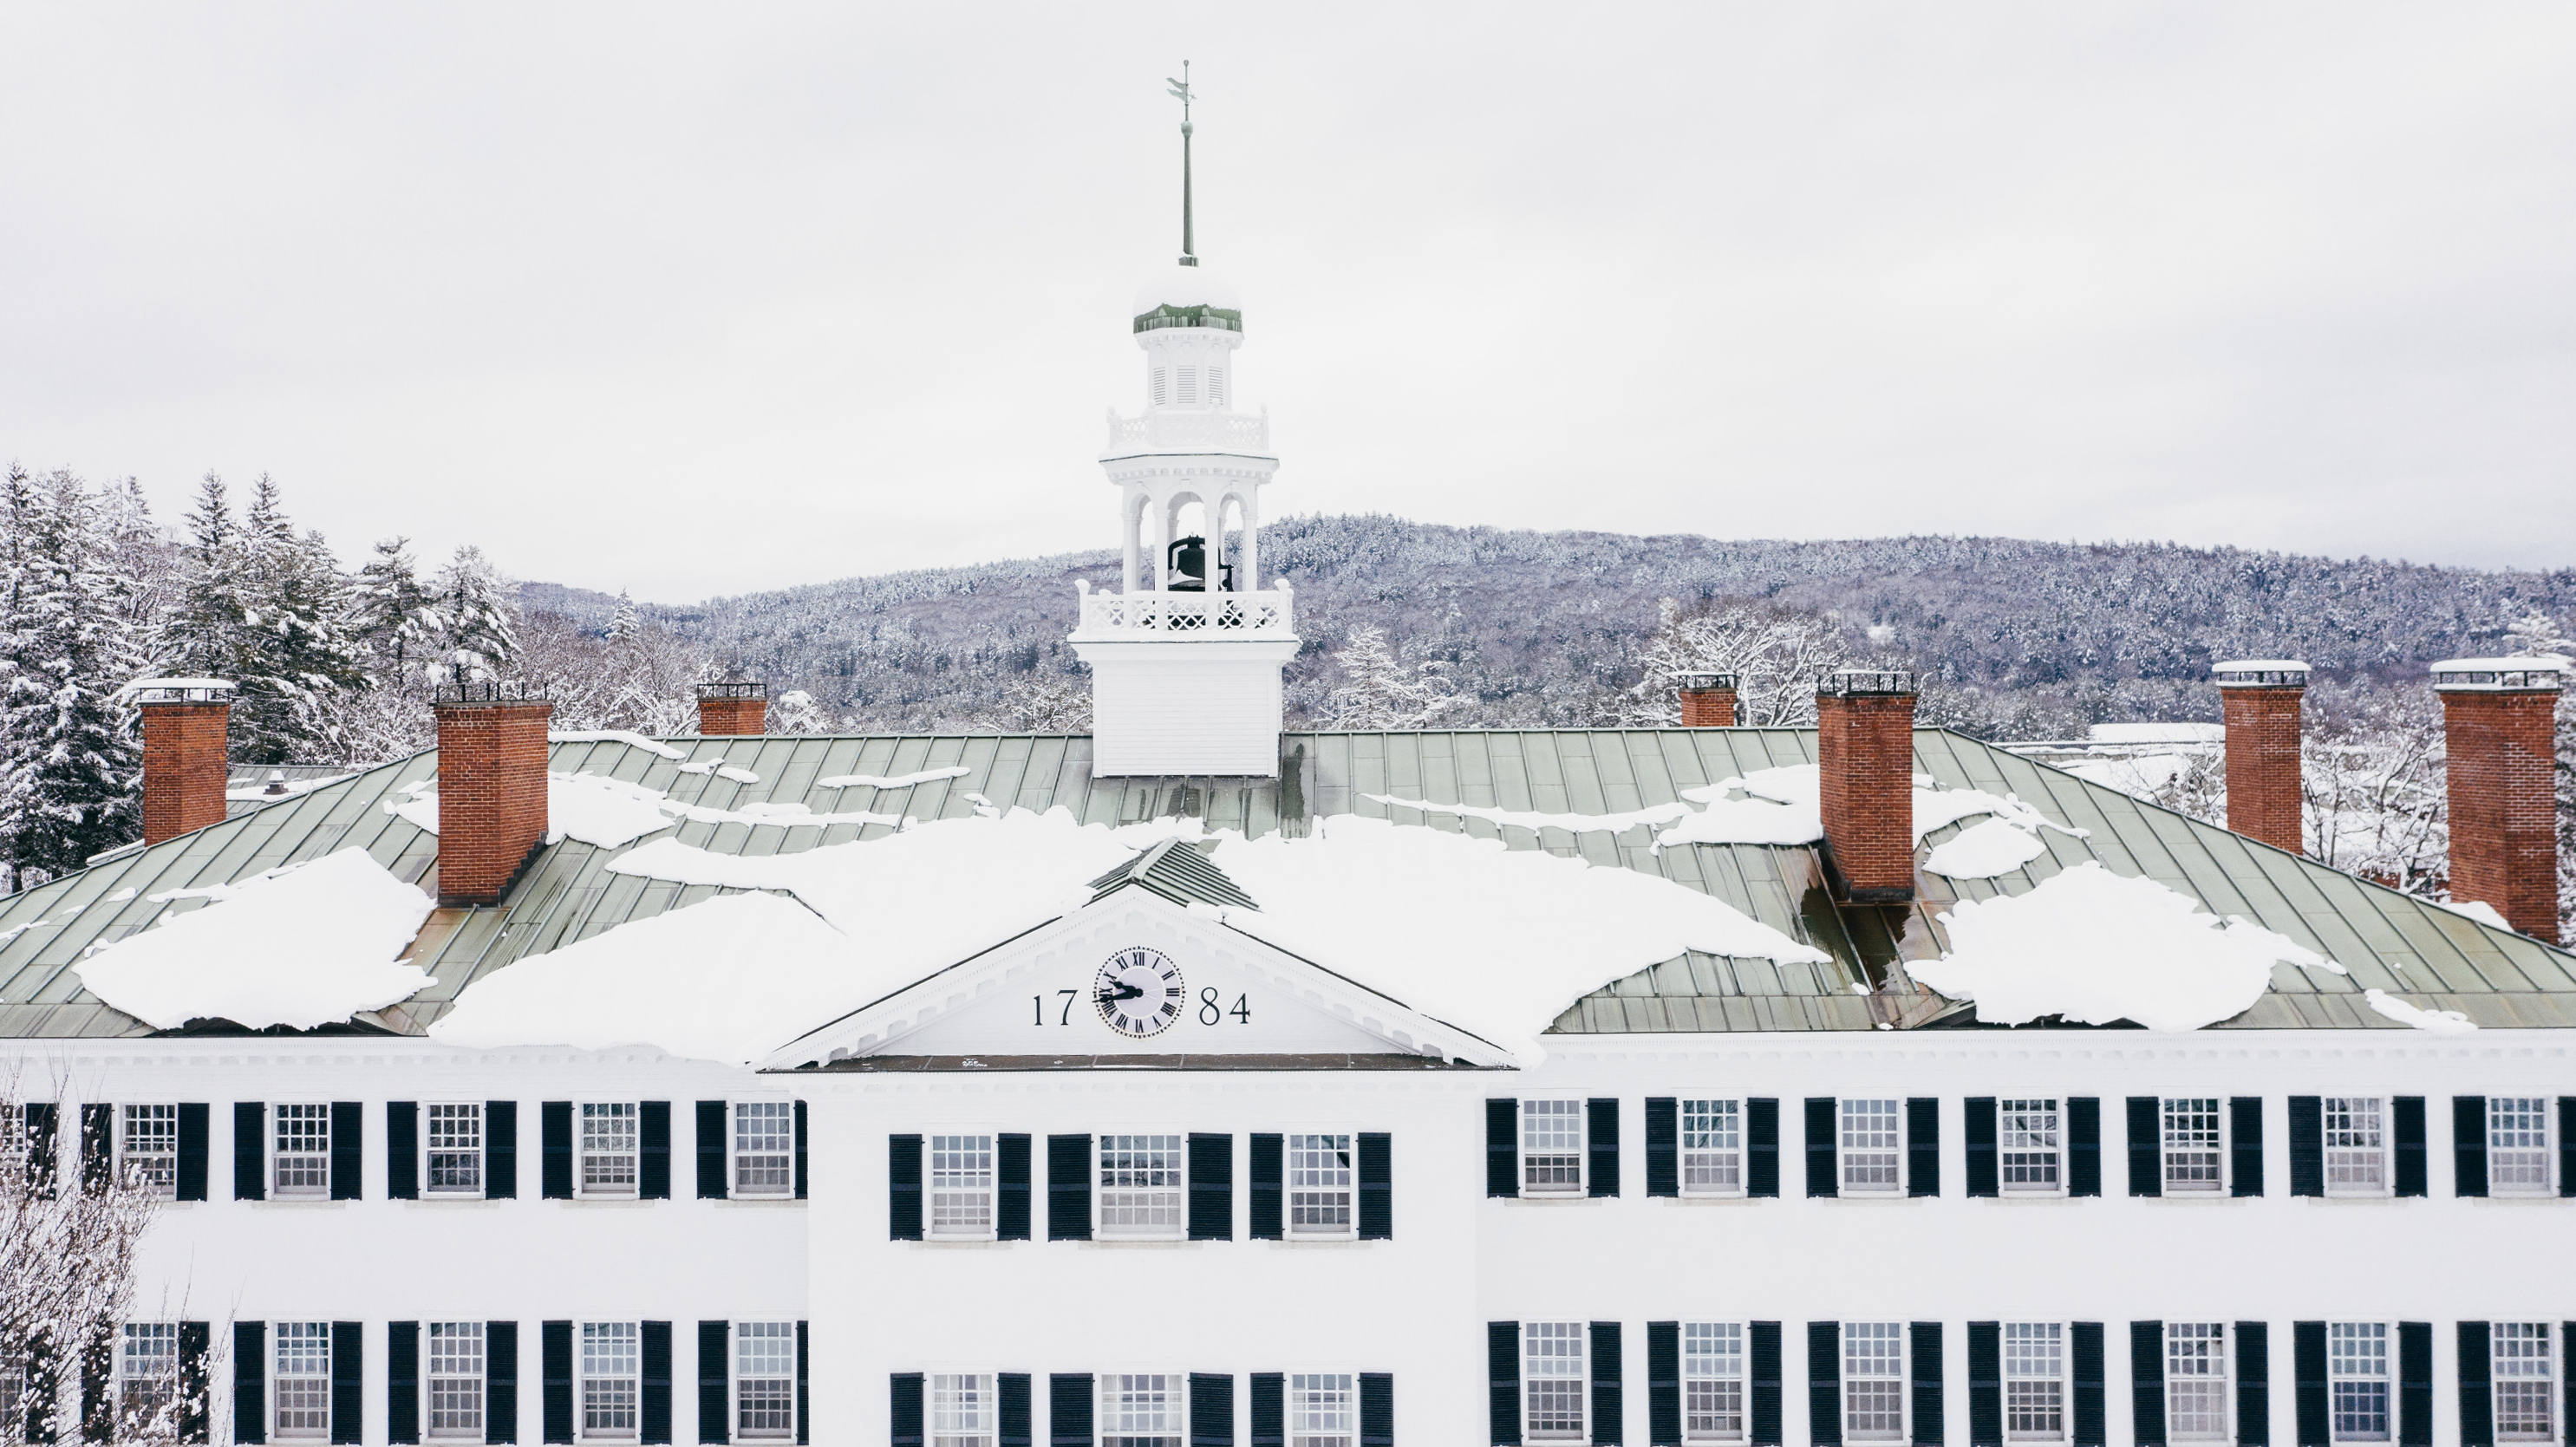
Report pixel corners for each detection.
[134,678,234,844]
[1679,671,1739,727]
[2214,659,2309,853]
[2433,657,2563,942]
[696,681,767,736]
[432,682,553,907]
[1816,668,1918,903]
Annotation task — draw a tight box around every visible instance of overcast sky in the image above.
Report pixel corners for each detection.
[4,4,2573,602]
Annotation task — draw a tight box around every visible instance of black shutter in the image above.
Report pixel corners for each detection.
[642,1322,672,1445]
[2453,1097,2488,1197]
[388,1103,420,1202]
[1250,1372,1284,1447]
[486,1101,518,1200]
[2234,1322,2268,1447]
[2071,1323,2104,1447]
[1964,1098,1998,1198]
[327,1103,359,1202]
[1249,1132,1284,1240]
[487,1321,518,1445]
[2559,1098,2575,1196]
[235,1322,267,1445]
[541,1103,573,1200]
[697,1323,728,1445]
[1047,1135,1091,1241]
[330,1321,362,1445]
[2066,1098,2101,1197]
[2292,1322,2327,1447]
[640,1102,672,1201]
[1805,1099,1838,1198]
[890,1372,924,1447]
[1360,1373,1392,1447]
[792,1100,808,1201]
[179,1321,208,1446]
[1748,1099,1781,1198]
[235,1103,266,1201]
[1907,1098,1940,1198]
[1489,1321,1522,1446]
[1190,1372,1234,1447]
[696,1102,727,1200]
[1188,1132,1233,1241]
[997,1133,1032,1241]
[2457,1322,2492,1447]
[2396,1323,2430,1447]
[1968,1323,2000,1447]
[1809,1321,1842,1447]
[1649,1320,1682,1447]
[1645,1098,1679,1198]
[1358,1132,1392,1239]
[2390,1098,2426,1197]
[998,1373,1031,1447]
[542,1320,573,1445]
[80,1327,108,1444]
[388,1322,420,1445]
[78,1103,109,1195]
[795,1321,809,1445]
[889,1134,923,1240]
[2126,1098,2162,1197]
[1487,1099,1519,1197]
[1588,1099,1621,1198]
[1911,1322,1944,1447]
[22,1333,53,1445]
[1049,1373,1093,1447]
[2229,1098,2264,1197]
[2286,1098,2323,1197]
[2129,1324,2166,1447]
[1591,1321,1624,1445]
[177,1102,209,1202]
[1751,1322,1784,1447]
[24,1101,56,1199]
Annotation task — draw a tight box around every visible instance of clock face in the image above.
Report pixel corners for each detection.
[1094,946,1186,1039]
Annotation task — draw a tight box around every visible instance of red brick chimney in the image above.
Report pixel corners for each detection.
[2433,657,2563,942]
[2214,659,2309,853]
[134,678,234,844]
[1816,668,1918,903]
[1679,671,1739,727]
[432,683,553,907]
[695,681,768,736]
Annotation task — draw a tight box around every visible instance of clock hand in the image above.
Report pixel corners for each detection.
[1094,982,1145,1004]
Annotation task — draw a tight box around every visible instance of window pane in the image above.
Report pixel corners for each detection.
[1101,1372,1182,1447]
[2005,1325,2064,1442]
[1288,1133,1353,1235]
[1291,1373,1354,1447]
[2488,1098,2551,1193]
[121,1105,178,1196]
[120,1324,178,1430]
[427,1322,485,1437]
[738,1322,796,1438]
[276,1322,330,1437]
[1523,1101,1583,1194]
[2166,1324,2227,1443]
[2324,1098,2384,1193]
[929,1134,994,1235]
[2493,1324,2554,1443]
[1846,1323,1904,1442]
[427,1104,483,1195]
[1686,1323,1745,1441]
[275,1104,331,1196]
[582,1104,638,1193]
[736,1103,794,1196]
[932,1372,994,1447]
[1098,1136,1184,1235]
[1527,1322,1587,1439]
[2000,1099,2060,1191]
[1683,1101,1742,1193]
[2163,1099,2223,1193]
[583,1323,640,1437]
[1842,1101,1901,1194]
[2329,1324,2389,1443]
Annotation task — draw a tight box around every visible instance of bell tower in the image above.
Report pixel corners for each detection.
[1071,64,1300,778]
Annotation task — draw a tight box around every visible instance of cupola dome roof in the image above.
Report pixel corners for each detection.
[1131,264,1242,333]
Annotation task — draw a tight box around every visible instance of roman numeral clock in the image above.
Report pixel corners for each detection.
[1093,946,1186,1039]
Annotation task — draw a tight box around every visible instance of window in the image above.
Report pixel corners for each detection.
[1682,1100,1743,1195]
[427,1104,483,1196]
[737,1322,795,1439]
[2163,1099,2224,1194]
[2488,1098,2553,1195]
[2324,1099,2384,1195]
[1151,368,1167,407]
[735,1103,794,1197]
[1176,367,1199,405]
[2000,1099,2061,1193]
[0,1104,28,1192]
[2328,1323,2390,1442]
[2165,1324,2228,1442]
[427,1322,484,1439]
[118,1323,178,1430]
[2493,1324,2554,1442]
[1288,1134,1353,1235]
[1685,1322,1745,1442]
[1290,1373,1354,1447]
[274,1104,330,1198]
[276,1322,330,1438]
[929,1134,994,1237]
[1098,1135,1184,1237]
[580,1104,638,1197]
[1842,1100,1901,1195]
[581,1322,640,1439]
[1522,1101,1583,1196]
[1525,1322,1586,1440]
[2005,1325,2064,1442]
[1844,1323,1905,1443]
[121,1105,177,1196]
[1208,367,1226,407]
[930,1372,994,1447]
[1100,1373,1182,1447]
[0,1348,23,1432]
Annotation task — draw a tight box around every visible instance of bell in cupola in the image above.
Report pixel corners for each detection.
[1166,536,1208,592]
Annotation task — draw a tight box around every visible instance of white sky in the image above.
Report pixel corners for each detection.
[4,4,2573,602]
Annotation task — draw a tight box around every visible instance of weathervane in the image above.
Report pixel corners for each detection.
[1167,62,1197,266]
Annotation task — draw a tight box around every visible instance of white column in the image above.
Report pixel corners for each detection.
[1242,487,1261,591]
[1121,489,1143,594]
[1149,487,1172,592]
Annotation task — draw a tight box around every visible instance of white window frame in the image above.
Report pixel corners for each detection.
[1524,1322,1588,1442]
[1999,1098,2064,1196]
[1287,1131,1356,1239]
[1683,1321,1747,1444]
[929,1371,995,1447]
[579,1321,641,1443]
[116,1323,179,1434]
[275,1321,331,1440]
[926,1131,996,1241]
[1096,1133,1186,1240]
[2487,1098,2555,1196]
[119,1104,179,1199]
[272,1103,331,1200]
[0,1103,29,1194]
[1288,1372,1355,1447]
[735,1321,796,1441]
[0,1346,25,1437]
[2162,1323,2230,1444]
[1680,1099,1745,1198]
[2003,1323,2066,1444]
[1099,1371,1184,1447]
[577,1103,640,1201]
[2322,1098,2387,1198]
[1521,1100,1585,1197]
[2327,1322,2391,1444]
[2491,1323,2554,1444]
[1843,1322,1908,1444]
[425,1321,485,1441]
[2162,1098,2226,1196]
[421,1103,484,1198]
[732,1101,795,1201]
[1841,1099,1902,1196]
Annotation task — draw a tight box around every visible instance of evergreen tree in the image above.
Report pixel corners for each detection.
[0,467,147,884]
[1323,625,1470,729]
[606,590,640,643]
[349,538,443,681]
[434,546,518,682]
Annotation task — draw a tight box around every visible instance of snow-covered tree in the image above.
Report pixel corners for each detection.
[605,591,640,644]
[970,672,1091,733]
[434,546,518,684]
[1323,625,1472,730]
[769,689,838,735]
[1618,596,1856,727]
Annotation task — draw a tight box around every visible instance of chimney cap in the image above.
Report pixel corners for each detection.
[1818,668,1917,697]
[1679,672,1739,691]
[2430,656,2566,693]
[2213,659,2312,688]
[122,676,236,704]
[434,680,552,707]
[695,681,768,701]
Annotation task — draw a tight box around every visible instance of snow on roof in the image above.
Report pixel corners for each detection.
[72,848,434,1030]
[548,730,687,760]
[390,772,910,851]
[1133,264,1241,316]
[1649,766,2085,861]
[1922,818,2049,879]
[2087,722,2225,746]
[2057,753,2195,800]
[2362,988,2476,1035]
[817,766,974,790]
[1361,794,1693,835]
[1902,862,2346,1031]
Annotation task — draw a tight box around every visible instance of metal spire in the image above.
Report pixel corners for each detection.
[1166,62,1197,266]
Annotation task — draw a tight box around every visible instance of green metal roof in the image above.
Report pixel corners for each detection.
[1088,838,1260,911]
[1,728,2567,1040]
